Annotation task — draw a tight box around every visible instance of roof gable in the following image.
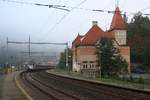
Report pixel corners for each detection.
[81,25,104,45]
[72,34,83,47]
[72,24,115,47]
[103,31,114,38]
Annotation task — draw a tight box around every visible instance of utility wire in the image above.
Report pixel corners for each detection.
[42,0,88,40]
[1,0,34,5]
[140,6,150,12]
[34,3,70,11]
[2,0,150,15]
[2,0,150,39]
[50,0,88,29]
[140,6,150,16]
[36,0,63,42]
[1,0,69,11]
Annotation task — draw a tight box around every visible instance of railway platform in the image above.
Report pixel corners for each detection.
[0,71,26,100]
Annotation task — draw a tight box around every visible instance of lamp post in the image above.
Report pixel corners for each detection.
[68,55,71,72]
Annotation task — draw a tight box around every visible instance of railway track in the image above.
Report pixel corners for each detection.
[19,70,150,100]
[44,73,150,100]
[20,71,81,100]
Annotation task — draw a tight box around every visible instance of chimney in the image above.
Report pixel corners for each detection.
[92,21,98,26]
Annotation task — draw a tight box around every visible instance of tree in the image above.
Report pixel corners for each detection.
[58,48,72,70]
[143,41,150,69]
[96,38,128,77]
[58,51,66,69]
[127,12,150,64]
[128,12,150,37]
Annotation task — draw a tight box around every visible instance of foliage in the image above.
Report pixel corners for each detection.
[96,38,128,77]
[143,41,150,68]
[128,12,150,37]
[127,12,150,69]
[58,48,72,70]
[138,76,144,84]
[58,51,66,69]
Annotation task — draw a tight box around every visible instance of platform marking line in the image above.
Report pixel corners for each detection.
[15,75,33,100]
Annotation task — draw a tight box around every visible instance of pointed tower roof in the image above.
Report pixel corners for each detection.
[109,7,127,31]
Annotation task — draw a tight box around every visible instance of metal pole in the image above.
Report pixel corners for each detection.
[6,36,68,67]
[6,37,9,66]
[29,35,31,57]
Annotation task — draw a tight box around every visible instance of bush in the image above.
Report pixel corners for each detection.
[138,76,144,84]
[130,75,133,81]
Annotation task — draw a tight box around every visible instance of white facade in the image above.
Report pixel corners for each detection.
[113,30,127,45]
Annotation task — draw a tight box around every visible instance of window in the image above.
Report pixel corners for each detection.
[82,61,88,63]
[85,64,88,68]
[92,64,95,68]
[82,64,85,68]
[89,61,94,63]
[90,64,92,68]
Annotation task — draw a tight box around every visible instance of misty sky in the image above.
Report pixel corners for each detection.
[0,0,150,52]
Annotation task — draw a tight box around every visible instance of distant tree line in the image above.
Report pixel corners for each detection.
[127,12,150,71]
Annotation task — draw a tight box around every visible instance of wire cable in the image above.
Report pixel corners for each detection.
[140,6,150,12]
[42,0,88,40]
[1,0,70,11]
[2,0,150,15]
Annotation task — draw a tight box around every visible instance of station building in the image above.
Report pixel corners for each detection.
[72,6,130,77]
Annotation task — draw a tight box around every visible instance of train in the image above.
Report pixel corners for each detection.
[27,64,55,71]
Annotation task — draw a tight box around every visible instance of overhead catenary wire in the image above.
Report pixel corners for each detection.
[1,0,150,39]
[1,0,70,11]
[1,0,34,5]
[34,3,70,11]
[38,0,150,41]
[140,6,150,12]
[51,0,88,29]
[1,0,150,15]
[36,0,63,42]
[1,0,150,31]
[140,6,150,16]
[56,0,88,24]
[41,0,88,40]
[7,36,68,57]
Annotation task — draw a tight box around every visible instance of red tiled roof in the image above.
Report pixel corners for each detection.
[81,25,104,45]
[109,7,127,31]
[103,31,114,38]
[72,25,115,46]
[72,34,83,47]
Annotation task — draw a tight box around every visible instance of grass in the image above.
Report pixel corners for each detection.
[49,68,150,91]
[99,77,150,90]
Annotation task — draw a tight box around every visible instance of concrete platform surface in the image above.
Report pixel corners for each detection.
[0,71,26,100]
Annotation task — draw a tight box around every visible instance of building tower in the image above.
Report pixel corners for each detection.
[109,7,127,45]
